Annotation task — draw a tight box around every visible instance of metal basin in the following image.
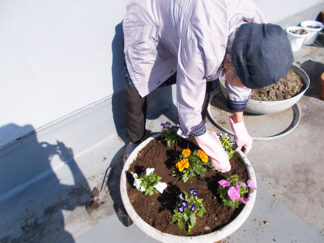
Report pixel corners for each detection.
[219,65,310,114]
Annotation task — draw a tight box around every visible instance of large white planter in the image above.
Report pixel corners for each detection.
[219,65,310,114]
[120,134,257,243]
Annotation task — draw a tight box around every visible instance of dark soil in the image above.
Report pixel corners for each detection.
[289,29,308,35]
[251,69,305,101]
[126,137,250,236]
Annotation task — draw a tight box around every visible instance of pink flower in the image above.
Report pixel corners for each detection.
[228,186,240,201]
[247,180,255,189]
[218,179,231,188]
[235,184,241,191]
[240,198,249,204]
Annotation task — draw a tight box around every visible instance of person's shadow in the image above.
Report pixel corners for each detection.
[0,124,92,242]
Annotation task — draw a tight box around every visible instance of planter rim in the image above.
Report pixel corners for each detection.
[300,20,324,31]
[120,134,257,243]
[286,26,310,38]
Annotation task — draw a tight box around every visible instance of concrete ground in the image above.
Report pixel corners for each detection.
[74,41,324,243]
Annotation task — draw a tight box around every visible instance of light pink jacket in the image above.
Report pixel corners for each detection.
[123,0,265,137]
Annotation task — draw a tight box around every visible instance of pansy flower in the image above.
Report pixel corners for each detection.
[196,149,209,163]
[189,188,199,197]
[190,205,196,212]
[177,206,185,214]
[182,148,191,158]
[181,200,188,208]
[161,122,171,131]
[176,158,189,172]
[247,179,256,189]
[240,198,249,204]
[218,179,231,188]
[228,186,240,201]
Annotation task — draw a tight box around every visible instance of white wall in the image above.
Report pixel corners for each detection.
[0,0,126,147]
[0,0,323,147]
[253,0,323,23]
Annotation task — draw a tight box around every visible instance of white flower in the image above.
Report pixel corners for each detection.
[145,168,155,175]
[154,182,167,193]
[132,173,145,192]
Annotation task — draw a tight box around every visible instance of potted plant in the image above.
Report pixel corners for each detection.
[300,20,324,45]
[120,123,257,243]
[286,26,309,51]
[218,64,310,114]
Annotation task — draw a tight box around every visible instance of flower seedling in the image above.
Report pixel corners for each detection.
[160,122,180,147]
[172,188,206,234]
[132,168,167,195]
[174,148,212,182]
[217,174,255,208]
[218,132,236,159]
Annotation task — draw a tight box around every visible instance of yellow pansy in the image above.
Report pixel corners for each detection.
[197,149,209,163]
[176,158,190,172]
[182,148,191,157]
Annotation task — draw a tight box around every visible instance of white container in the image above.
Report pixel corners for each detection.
[219,65,310,114]
[120,134,257,243]
[286,26,310,51]
[300,20,324,45]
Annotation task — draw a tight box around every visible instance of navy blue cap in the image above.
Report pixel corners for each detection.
[231,23,294,89]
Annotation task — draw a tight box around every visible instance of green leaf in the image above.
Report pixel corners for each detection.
[178,220,184,230]
[183,213,189,222]
[172,215,178,223]
[190,215,196,227]
[188,224,192,234]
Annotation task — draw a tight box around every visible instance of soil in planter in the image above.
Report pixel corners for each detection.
[250,69,305,101]
[126,137,251,236]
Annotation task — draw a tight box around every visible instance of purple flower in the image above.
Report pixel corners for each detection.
[181,200,188,208]
[240,198,249,204]
[218,179,231,188]
[228,186,240,201]
[177,206,185,213]
[177,193,183,199]
[173,123,180,131]
[247,180,255,189]
[190,205,196,212]
[161,122,171,131]
[189,188,199,197]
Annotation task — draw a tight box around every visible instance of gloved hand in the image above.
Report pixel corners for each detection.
[194,131,231,173]
[229,116,253,154]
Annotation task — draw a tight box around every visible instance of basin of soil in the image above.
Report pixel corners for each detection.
[250,69,305,101]
[126,136,251,236]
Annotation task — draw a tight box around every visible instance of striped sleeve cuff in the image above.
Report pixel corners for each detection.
[189,121,207,136]
[227,99,249,112]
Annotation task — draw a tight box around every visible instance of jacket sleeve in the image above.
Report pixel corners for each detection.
[225,82,252,112]
[176,30,207,138]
